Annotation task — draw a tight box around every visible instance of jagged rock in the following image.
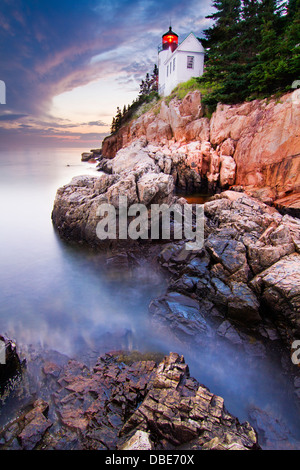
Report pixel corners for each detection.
[1,399,52,450]
[120,430,153,450]
[149,292,212,341]
[111,138,154,174]
[0,335,22,395]
[18,399,52,450]
[106,174,139,207]
[227,282,261,325]
[99,90,299,210]
[118,352,259,450]
[150,191,298,343]
[0,352,260,450]
[137,172,174,205]
[250,253,300,337]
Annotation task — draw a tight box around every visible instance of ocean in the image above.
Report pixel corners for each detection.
[0,147,299,448]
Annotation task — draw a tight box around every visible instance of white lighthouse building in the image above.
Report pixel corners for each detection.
[158,27,205,97]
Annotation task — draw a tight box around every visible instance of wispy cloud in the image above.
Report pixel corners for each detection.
[0,0,213,147]
[0,113,28,121]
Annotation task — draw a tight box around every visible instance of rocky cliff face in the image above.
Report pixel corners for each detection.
[101,90,300,213]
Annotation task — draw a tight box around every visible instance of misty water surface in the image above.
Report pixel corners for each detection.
[0,148,299,449]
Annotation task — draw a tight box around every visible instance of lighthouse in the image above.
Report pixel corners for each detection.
[158,26,205,97]
[162,26,178,52]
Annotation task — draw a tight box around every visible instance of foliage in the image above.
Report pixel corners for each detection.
[199,0,300,107]
[164,78,204,104]
[110,64,159,134]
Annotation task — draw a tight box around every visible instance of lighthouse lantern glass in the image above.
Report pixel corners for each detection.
[162,28,178,51]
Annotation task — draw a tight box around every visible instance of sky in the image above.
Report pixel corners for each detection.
[0,0,214,149]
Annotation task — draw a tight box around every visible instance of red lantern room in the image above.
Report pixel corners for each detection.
[162,26,178,52]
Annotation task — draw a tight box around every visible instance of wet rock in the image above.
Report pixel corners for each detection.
[119,352,259,450]
[0,351,260,450]
[0,335,22,396]
[152,191,298,345]
[1,399,52,450]
[19,399,52,450]
[149,292,211,341]
[216,320,243,345]
[250,253,300,338]
[227,282,261,325]
[247,405,300,450]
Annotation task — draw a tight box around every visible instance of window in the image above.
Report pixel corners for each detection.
[167,65,169,77]
[187,56,194,69]
[173,58,176,71]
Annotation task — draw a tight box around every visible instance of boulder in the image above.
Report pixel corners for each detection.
[111,139,154,174]
[0,335,22,395]
[81,152,94,162]
[227,282,261,325]
[137,172,174,205]
[219,155,236,188]
[98,90,300,209]
[251,253,300,337]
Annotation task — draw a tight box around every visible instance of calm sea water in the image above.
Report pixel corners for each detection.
[0,148,167,358]
[0,147,299,448]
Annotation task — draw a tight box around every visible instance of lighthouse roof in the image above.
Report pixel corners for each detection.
[162,26,178,38]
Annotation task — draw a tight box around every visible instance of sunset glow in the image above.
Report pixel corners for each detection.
[0,0,213,149]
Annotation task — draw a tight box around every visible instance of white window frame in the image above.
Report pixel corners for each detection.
[187,56,194,69]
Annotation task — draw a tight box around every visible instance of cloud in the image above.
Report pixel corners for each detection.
[0,0,214,147]
[86,120,109,127]
[0,113,28,121]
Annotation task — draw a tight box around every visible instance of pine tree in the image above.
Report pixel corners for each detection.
[199,0,243,105]
[110,117,116,134]
[150,64,159,92]
[219,0,262,103]
[200,0,300,104]
[283,0,300,80]
[249,0,300,95]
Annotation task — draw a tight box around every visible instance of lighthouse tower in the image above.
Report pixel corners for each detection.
[158,26,205,97]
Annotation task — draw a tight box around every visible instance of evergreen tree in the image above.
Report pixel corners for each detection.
[219,0,262,102]
[110,117,116,134]
[249,0,300,95]
[199,0,243,105]
[150,64,159,92]
[200,0,300,104]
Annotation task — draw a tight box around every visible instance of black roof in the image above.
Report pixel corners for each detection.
[162,26,178,38]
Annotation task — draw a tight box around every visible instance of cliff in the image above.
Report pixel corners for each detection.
[100,89,300,214]
[49,90,300,449]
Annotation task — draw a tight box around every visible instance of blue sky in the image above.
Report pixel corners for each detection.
[0,0,213,148]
